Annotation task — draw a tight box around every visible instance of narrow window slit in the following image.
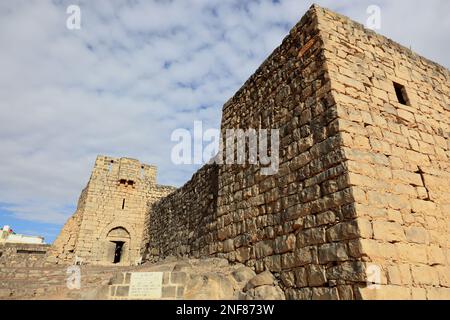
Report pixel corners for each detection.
[393,82,410,106]
[122,198,126,210]
[416,167,431,201]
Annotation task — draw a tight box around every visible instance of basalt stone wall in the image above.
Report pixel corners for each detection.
[141,5,449,300]
[142,164,219,261]
[143,6,367,300]
[318,7,450,299]
[214,6,361,300]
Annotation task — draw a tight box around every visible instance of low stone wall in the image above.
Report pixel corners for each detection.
[142,164,219,260]
[0,264,133,300]
[0,243,50,268]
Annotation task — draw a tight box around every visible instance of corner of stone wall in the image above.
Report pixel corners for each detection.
[311,5,450,300]
[46,186,89,265]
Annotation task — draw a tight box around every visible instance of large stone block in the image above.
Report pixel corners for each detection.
[426,288,450,300]
[281,247,313,269]
[306,264,327,287]
[326,219,372,241]
[297,228,326,246]
[411,265,440,286]
[254,241,274,259]
[294,267,308,288]
[311,287,339,300]
[405,227,429,245]
[274,234,296,254]
[372,221,405,242]
[356,285,411,300]
[318,243,349,263]
[326,261,367,282]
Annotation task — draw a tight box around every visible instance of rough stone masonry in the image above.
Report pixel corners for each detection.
[46,156,175,266]
[48,5,449,300]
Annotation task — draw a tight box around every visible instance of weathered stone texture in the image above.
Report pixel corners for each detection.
[0,243,50,268]
[140,5,449,300]
[314,5,450,299]
[141,5,362,299]
[317,5,449,299]
[50,4,449,300]
[106,258,284,301]
[142,164,218,260]
[47,155,175,265]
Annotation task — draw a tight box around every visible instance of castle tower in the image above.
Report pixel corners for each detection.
[47,155,174,265]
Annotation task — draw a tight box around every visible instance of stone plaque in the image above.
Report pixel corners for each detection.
[129,272,163,299]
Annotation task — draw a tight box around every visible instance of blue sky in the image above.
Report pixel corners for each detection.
[0,0,449,244]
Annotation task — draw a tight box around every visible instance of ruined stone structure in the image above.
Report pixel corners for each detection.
[0,243,50,268]
[49,5,449,300]
[47,156,174,266]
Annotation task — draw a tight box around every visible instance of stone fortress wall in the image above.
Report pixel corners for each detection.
[317,6,450,299]
[142,164,219,260]
[48,5,449,300]
[140,5,449,300]
[47,155,175,265]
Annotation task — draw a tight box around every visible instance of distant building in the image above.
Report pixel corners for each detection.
[0,225,45,244]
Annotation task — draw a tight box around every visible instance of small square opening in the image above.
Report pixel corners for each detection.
[393,82,410,106]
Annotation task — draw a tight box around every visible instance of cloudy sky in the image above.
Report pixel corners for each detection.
[0,0,448,243]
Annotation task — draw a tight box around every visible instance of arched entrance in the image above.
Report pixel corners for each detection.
[105,227,130,264]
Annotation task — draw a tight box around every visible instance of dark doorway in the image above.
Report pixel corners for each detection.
[112,241,124,264]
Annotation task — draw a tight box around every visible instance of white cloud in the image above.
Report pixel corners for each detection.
[0,0,448,226]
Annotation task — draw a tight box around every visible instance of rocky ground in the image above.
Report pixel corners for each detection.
[0,257,285,300]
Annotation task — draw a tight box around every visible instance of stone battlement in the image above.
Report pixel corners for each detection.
[92,155,158,186]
